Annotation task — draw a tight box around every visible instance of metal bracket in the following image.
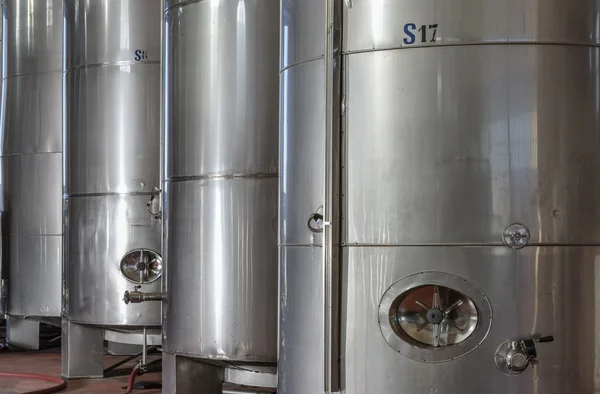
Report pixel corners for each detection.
[146,187,163,220]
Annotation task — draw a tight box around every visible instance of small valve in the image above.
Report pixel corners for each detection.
[495,336,554,375]
[123,286,165,305]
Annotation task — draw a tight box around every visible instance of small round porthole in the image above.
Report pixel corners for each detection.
[379,272,492,363]
[120,249,163,284]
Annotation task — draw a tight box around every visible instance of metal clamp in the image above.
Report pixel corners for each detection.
[307,205,325,233]
[146,187,162,220]
[495,335,554,374]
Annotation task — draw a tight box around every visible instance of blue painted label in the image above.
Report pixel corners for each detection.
[134,49,148,61]
[403,23,416,45]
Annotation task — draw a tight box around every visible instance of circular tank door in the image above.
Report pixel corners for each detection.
[119,248,163,284]
[379,272,492,362]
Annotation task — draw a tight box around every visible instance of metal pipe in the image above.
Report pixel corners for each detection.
[123,290,165,305]
[158,0,165,218]
[159,0,165,210]
[142,327,148,366]
[323,0,337,391]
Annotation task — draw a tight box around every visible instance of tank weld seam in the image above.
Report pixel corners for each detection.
[64,191,155,198]
[343,40,600,55]
[161,349,273,363]
[167,172,278,183]
[344,242,600,247]
[104,328,162,336]
[3,233,62,237]
[164,0,208,12]
[0,151,62,157]
[2,68,62,80]
[280,55,325,73]
[279,243,323,248]
[64,60,160,72]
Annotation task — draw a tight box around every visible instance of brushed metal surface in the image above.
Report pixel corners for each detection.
[0,9,4,316]
[2,0,62,76]
[278,1,600,393]
[1,0,63,318]
[343,0,600,52]
[61,320,104,379]
[280,0,325,69]
[345,45,600,245]
[63,195,161,326]
[1,154,62,235]
[279,60,325,247]
[64,64,160,195]
[64,0,160,68]
[343,246,596,393]
[163,178,278,360]
[163,0,279,363]
[63,0,162,327]
[1,73,62,154]
[7,234,61,317]
[6,317,40,350]
[104,328,162,346]
[278,246,324,394]
[164,0,279,179]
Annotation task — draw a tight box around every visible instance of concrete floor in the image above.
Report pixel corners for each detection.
[0,348,162,393]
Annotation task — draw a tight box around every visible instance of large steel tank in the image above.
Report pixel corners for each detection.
[162,0,279,392]
[62,0,162,378]
[0,0,63,350]
[279,1,600,393]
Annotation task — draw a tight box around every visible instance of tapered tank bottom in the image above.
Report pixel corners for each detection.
[161,352,277,394]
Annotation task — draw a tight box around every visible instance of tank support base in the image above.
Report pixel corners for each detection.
[6,316,39,350]
[163,352,224,394]
[61,319,104,379]
[107,341,143,356]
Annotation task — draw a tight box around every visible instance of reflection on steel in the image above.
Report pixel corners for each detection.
[163,0,279,363]
[104,328,162,346]
[0,0,63,320]
[61,0,162,379]
[63,0,162,327]
[162,0,279,390]
[279,0,600,393]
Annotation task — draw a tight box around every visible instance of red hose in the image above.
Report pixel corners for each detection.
[124,364,141,394]
[0,372,66,394]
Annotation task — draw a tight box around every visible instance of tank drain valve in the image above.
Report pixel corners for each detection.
[495,336,554,375]
[123,286,165,305]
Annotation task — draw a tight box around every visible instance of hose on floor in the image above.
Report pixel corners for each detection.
[0,372,66,394]
[122,358,162,394]
[123,364,142,394]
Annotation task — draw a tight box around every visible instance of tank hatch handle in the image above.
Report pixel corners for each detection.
[495,335,554,375]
